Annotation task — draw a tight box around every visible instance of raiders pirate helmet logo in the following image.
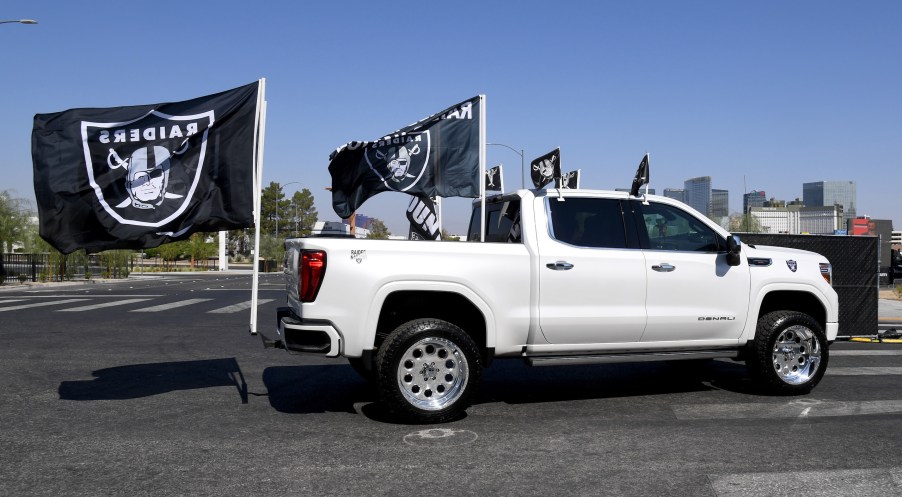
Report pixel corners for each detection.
[82,110,212,227]
[364,131,431,192]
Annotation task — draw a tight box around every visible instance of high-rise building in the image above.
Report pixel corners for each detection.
[663,188,685,203]
[684,176,712,216]
[711,189,729,218]
[743,190,767,213]
[802,181,856,229]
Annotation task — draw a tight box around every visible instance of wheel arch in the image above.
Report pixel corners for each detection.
[754,287,828,333]
[366,282,494,363]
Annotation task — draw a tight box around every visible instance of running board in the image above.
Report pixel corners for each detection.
[525,349,740,367]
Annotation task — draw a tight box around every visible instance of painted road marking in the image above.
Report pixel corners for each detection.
[57,298,153,312]
[827,367,902,375]
[129,298,212,313]
[207,299,275,314]
[709,467,902,497]
[0,299,90,312]
[831,350,902,356]
[673,399,902,420]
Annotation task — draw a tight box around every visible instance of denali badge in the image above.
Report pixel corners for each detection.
[786,260,798,272]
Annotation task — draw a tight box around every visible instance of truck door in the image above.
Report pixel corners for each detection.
[634,201,750,342]
[537,197,648,344]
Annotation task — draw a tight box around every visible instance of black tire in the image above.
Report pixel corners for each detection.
[376,318,482,423]
[746,311,829,394]
[347,357,377,383]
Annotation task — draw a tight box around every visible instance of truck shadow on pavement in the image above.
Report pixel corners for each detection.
[261,359,758,421]
[58,358,248,403]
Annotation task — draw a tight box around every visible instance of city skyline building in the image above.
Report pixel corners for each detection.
[663,188,685,203]
[712,189,729,219]
[802,180,856,230]
[684,176,712,217]
[743,190,767,214]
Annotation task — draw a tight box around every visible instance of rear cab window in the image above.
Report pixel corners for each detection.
[467,197,522,243]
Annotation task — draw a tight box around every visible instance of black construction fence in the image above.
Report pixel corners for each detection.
[738,233,877,337]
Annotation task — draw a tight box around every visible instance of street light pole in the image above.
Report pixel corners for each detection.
[487,143,525,189]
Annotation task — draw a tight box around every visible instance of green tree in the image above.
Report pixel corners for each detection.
[366,219,390,239]
[260,181,292,237]
[286,188,318,237]
[188,232,216,269]
[0,190,31,254]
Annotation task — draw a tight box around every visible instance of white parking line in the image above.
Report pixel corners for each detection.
[673,399,902,420]
[129,298,212,312]
[709,467,902,497]
[831,350,902,356]
[0,299,90,312]
[0,299,27,305]
[57,298,153,312]
[207,299,275,313]
[827,367,902,376]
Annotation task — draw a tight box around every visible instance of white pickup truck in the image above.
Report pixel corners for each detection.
[265,189,839,423]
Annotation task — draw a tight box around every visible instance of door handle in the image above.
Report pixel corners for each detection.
[652,263,675,272]
[546,261,574,271]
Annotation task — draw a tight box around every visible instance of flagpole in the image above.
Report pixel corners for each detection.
[479,95,486,242]
[250,78,267,335]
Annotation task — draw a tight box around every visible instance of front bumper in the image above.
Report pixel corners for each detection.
[276,307,341,357]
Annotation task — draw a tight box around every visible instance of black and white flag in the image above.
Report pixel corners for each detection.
[530,148,560,189]
[328,96,483,219]
[485,164,503,192]
[406,195,441,240]
[629,153,650,197]
[555,169,580,189]
[32,81,263,254]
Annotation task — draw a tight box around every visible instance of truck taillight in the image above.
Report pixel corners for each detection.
[819,263,833,286]
[299,250,327,302]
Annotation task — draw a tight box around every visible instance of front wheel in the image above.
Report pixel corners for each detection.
[376,319,482,423]
[746,311,829,394]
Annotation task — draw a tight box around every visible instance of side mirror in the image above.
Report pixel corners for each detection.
[727,235,742,267]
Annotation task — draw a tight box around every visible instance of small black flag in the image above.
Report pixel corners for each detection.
[555,169,580,189]
[630,153,650,197]
[406,196,441,240]
[485,164,503,192]
[32,81,262,254]
[530,148,560,189]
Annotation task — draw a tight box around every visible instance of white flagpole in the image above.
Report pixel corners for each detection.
[479,95,486,242]
[499,164,505,193]
[249,78,267,335]
[435,196,443,239]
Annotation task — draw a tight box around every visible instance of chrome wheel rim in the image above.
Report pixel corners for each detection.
[396,337,469,411]
[772,325,821,385]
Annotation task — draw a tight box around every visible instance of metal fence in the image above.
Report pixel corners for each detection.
[0,253,104,284]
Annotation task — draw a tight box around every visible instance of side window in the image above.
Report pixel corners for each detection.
[468,199,522,243]
[548,198,627,249]
[639,202,721,252]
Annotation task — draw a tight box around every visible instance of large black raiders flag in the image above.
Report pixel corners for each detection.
[328,96,482,219]
[32,81,262,254]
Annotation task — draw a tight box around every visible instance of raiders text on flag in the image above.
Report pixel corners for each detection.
[32,81,262,254]
[328,96,483,219]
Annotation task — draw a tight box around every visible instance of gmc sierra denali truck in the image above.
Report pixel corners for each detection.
[264,189,839,423]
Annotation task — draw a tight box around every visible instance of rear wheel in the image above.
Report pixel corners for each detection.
[746,311,828,394]
[376,318,481,423]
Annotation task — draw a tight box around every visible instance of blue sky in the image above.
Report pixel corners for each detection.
[2,1,900,235]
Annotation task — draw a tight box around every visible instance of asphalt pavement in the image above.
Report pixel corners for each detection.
[1,273,901,496]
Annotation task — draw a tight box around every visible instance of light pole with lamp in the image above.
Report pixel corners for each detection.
[487,142,525,189]
[0,19,38,25]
